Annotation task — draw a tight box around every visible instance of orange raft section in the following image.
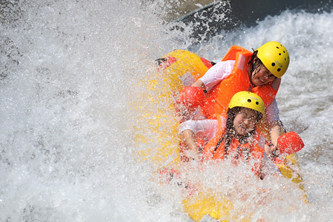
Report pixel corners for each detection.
[134,49,307,221]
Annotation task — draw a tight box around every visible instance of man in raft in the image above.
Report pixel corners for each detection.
[179,41,290,160]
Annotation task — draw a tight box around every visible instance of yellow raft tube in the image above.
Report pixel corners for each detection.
[134,49,307,221]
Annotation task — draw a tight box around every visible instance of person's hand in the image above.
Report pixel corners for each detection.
[181,149,199,162]
[264,142,278,160]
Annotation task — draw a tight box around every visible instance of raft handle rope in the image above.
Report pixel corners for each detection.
[212,130,228,158]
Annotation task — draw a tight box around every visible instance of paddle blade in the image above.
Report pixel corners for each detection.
[180,86,205,109]
[277,132,305,155]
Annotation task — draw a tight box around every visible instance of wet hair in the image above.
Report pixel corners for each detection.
[248,50,263,78]
[213,107,261,158]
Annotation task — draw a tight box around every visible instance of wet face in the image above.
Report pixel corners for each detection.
[233,108,259,136]
[251,64,277,87]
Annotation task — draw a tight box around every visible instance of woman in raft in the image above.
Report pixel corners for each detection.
[180,91,278,177]
[180,41,290,154]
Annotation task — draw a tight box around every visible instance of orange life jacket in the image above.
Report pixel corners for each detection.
[202,46,280,119]
[202,116,266,174]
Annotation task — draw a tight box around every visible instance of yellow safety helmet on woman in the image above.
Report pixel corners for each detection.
[228,91,265,117]
[256,41,290,78]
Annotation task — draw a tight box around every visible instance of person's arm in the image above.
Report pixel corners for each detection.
[265,99,285,154]
[192,60,235,92]
[192,79,206,90]
[180,129,199,160]
[179,119,219,160]
[269,120,283,147]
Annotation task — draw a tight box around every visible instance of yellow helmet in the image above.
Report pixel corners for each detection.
[228,91,265,115]
[256,41,290,78]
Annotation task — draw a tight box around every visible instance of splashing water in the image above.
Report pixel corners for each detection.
[1,0,333,221]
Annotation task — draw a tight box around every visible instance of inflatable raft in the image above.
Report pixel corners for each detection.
[135,49,307,221]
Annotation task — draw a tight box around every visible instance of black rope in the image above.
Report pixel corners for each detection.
[212,130,227,156]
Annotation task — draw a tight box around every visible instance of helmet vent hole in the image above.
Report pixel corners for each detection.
[247,99,252,103]
[272,62,275,66]
[279,53,281,55]
[276,46,279,49]
[256,102,259,105]
[277,68,281,72]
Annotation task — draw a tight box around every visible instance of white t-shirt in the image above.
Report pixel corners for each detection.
[179,118,219,141]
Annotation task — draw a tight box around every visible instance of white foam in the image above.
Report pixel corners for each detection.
[0,1,332,221]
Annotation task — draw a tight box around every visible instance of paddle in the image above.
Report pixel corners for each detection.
[271,132,304,164]
[277,131,305,155]
[179,86,205,109]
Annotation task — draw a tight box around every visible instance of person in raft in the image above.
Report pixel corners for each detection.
[179,41,290,157]
[180,91,277,177]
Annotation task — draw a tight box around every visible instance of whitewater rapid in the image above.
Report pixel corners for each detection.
[0,0,332,221]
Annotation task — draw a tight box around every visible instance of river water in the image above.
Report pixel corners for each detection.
[0,0,332,221]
